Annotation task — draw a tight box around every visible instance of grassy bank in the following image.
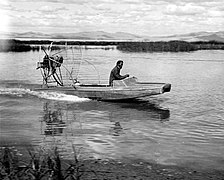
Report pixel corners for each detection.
[0,39,224,52]
[0,145,93,180]
[0,39,32,52]
[117,40,224,52]
[1,146,224,180]
[0,39,118,52]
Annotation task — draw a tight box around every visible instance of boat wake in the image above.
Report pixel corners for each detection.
[0,87,90,102]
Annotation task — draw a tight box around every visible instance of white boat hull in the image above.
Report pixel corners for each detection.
[34,77,171,101]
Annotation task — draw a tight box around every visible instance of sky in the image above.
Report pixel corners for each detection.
[0,0,223,36]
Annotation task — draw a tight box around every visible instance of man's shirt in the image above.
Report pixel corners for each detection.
[109,66,126,86]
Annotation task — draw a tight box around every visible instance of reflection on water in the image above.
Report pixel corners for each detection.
[40,100,170,137]
[38,99,171,162]
[109,122,124,136]
[41,102,66,136]
[117,99,170,121]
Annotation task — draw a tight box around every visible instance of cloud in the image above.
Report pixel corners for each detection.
[3,0,224,35]
[39,5,67,13]
[207,10,223,17]
[165,4,205,16]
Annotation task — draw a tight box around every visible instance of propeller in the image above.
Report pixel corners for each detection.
[37,42,79,87]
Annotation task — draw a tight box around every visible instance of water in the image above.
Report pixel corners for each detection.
[0,48,224,170]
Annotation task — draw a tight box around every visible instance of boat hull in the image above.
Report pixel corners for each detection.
[33,82,171,101]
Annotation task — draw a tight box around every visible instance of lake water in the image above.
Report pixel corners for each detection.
[0,48,224,170]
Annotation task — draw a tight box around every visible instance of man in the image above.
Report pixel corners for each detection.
[109,60,129,86]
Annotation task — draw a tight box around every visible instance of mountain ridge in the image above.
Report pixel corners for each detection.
[2,31,224,42]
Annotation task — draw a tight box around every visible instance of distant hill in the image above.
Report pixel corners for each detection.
[150,31,224,42]
[3,31,224,42]
[4,31,143,41]
[52,31,143,40]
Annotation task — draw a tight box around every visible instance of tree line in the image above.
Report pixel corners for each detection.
[0,39,224,52]
[117,40,224,52]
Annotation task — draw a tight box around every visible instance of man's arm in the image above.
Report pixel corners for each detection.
[113,68,129,80]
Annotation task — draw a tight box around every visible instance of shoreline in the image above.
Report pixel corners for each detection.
[1,146,224,180]
[0,38,224,52]
[80,158,224,180]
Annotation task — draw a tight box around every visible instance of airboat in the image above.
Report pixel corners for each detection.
[34,43,171,101]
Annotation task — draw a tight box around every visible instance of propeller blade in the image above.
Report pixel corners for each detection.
[42,46,48,56]
[51,46,70,56]
[38,45,41,61]
[48,42,53,56]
